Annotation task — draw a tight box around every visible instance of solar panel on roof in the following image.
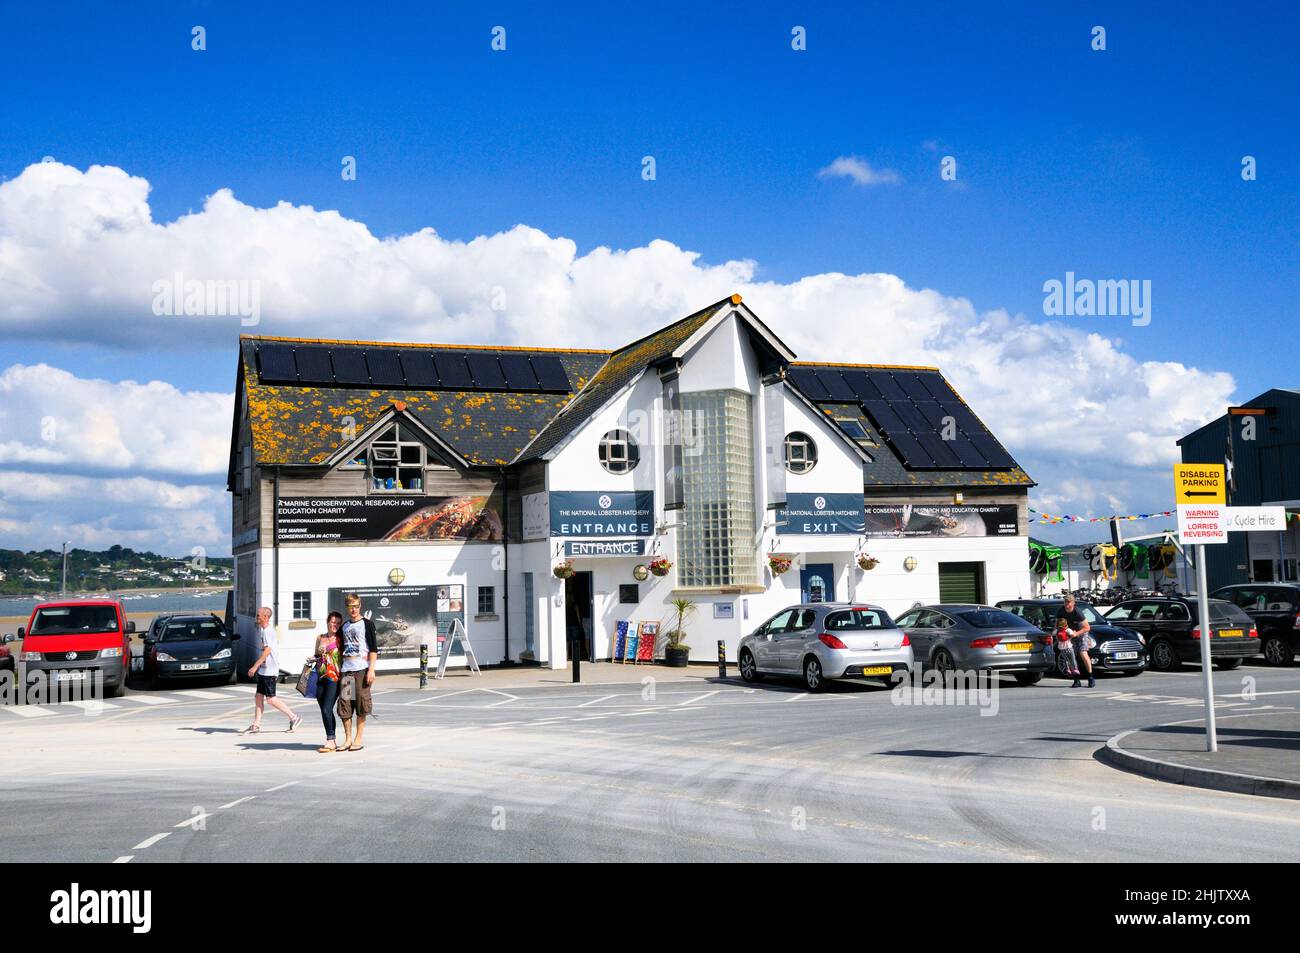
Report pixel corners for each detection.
[530,354,571,392]
[862,400,906,435]
[466,353,507,390]
[365,350,405,388]
[916,432,962,468]
[814,369,857,400]
[969,433,1015,468]
[865,370,907,401]
[896,374,932,401]
[399,352,439,388]
[433,353,473,389]
[294,346,335,384]
[914,401,949,431]
[256,344,298,383]
[947,435,989,468]
[844,370,884,402]
[787,367,831,400]
[331,348,370,386]
[915,372,954,402]
[889,400,930,434]
[885,431,934,468]
[498,353,541,391]
[937,400,982,434]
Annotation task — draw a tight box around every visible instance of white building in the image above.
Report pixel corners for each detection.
[228,295,1034,673]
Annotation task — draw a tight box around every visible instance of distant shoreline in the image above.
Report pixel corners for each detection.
[1,584,230,599]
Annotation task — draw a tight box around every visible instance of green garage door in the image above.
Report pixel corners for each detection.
[938,561,985,603]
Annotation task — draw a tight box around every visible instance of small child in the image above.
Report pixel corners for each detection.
[1055,618,1082,686]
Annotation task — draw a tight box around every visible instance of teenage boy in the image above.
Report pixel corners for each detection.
[338,594,378,751]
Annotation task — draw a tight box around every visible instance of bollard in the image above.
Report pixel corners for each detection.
[718,639,727,679]
[571,638,581,684]
[419,642,428,690]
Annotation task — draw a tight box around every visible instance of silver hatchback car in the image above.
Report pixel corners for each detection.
[738,603,914,691]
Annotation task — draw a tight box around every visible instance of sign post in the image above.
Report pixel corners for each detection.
[1174,464,1226,753]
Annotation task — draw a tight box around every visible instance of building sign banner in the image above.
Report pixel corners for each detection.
[563,539,647,558]
[326,585,466,666]
[863,504,1019,537]
[277,494,503,543]
[780,492,866,535]
[550,491,654,537]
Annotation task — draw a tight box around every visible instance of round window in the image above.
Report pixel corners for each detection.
[599,429,640,474]
[784,432,817,473]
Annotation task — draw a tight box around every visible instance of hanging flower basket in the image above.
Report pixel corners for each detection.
[768,553,794,576]
[553,560,576,579]
[856,553,879,571]
[648,556,673,577]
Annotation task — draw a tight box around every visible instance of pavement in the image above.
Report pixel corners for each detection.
[1102,710,1300,800]
[4,660,1300,862]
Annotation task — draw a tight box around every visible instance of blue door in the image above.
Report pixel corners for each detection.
[800,563,835,603]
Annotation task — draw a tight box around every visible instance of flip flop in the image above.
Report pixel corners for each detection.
[317,745,337,753]
[239,724,261,735]
[347,744,364,752]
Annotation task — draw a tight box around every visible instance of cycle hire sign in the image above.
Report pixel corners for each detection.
[1174,463,1225,545]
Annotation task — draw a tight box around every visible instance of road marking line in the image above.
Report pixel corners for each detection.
[3,705,58,717]
[785,693,808,703]
[265,780,301,793]
[677,691,720,706]
[113,856,134,864]
[222,685,256,693]
[175,812,213,828]
[175,690,228,699]
[65,699,121,712]
[132,832,170,850]
[577,694,618,708]
[1217,689,1300,699]
[122,694,176,705]
[619,709,660,717]
[665,706,706,712]
[219,796,256,809]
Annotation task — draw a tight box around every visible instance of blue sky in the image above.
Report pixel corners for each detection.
[0,1,1295,553]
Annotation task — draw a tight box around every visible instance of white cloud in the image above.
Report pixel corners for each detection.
[0,160,1238,551]
[817,156,902,187]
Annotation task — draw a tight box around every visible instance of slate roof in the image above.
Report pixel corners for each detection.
[236,337,608,469]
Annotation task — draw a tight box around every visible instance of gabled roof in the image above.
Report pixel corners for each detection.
[236,337,608,468]
[785,361,1034,488]
[1176,388,1300,446]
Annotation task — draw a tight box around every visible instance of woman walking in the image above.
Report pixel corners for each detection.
[313,611,344,752]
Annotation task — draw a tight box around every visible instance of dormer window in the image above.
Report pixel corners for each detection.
[367,423,426,491]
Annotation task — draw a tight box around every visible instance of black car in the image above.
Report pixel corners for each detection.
[1210,584,1300,667]
[1103,597,1259,672]
[136,614,239,686]
[996,599,1147,677]
[0,633,15,672]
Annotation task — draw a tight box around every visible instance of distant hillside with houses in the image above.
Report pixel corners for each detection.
[0,545,233,596]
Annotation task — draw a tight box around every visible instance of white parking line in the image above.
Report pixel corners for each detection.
[219,796,257,809]
[175,812,213,828]
[265,780,301,793]
[577,694,618,708]
[785,693,808,703]
[221,685,256,694]
[113,856,134,863]
[64,700,120,713]
[677,691,720,706]
[175,690,228,699]
[2,705,58,718]
[1217,689,1300,699]
[132,832,170,850]
[122,694,176,705]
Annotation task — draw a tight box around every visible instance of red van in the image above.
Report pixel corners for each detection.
[18,600,134,698]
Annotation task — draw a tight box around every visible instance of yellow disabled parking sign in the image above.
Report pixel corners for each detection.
[1174,463,1226,505]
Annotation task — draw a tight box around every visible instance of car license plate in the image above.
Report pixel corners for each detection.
[56,671,87,682]
[180,662,209,671]
[1218,629,1243,638]
[1114,651,1138,660]
[860,665,892,676]
[1003,643,1031,652]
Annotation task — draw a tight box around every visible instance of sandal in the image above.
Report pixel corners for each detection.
[239,724,261,734]
[318,744,337,753]
[347,744,364,752]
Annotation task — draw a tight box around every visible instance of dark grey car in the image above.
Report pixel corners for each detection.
[895,604,1051,686]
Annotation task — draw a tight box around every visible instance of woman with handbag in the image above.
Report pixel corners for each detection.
[312,612,344,752]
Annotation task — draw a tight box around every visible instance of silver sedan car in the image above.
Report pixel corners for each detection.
[894,604,1051,686]
[738,603,914,692]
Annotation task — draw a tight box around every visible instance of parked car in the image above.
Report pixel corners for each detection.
[1102,597,1259,672]
[737,603,913,692]
[17,600,134,697]
[136,613,239,687]
[996,598,1147,677]
[0,633,15,673]
[1209,584,1300,666]
[894,604,1051,685]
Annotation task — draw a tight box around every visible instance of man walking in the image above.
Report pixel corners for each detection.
[243,606,301,734]
[1056,594,1095,688]
[338,593,378,751]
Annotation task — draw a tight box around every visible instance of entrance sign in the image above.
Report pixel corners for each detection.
[563,539,646,558]
[1173,464,1225,504]
[549,491,654,537]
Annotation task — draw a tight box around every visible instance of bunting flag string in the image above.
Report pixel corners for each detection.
[1029,507,1175,525]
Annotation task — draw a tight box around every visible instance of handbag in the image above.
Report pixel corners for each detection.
[296,661,318,698]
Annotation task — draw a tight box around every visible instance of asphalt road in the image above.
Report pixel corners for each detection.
[5,662,1299,862]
